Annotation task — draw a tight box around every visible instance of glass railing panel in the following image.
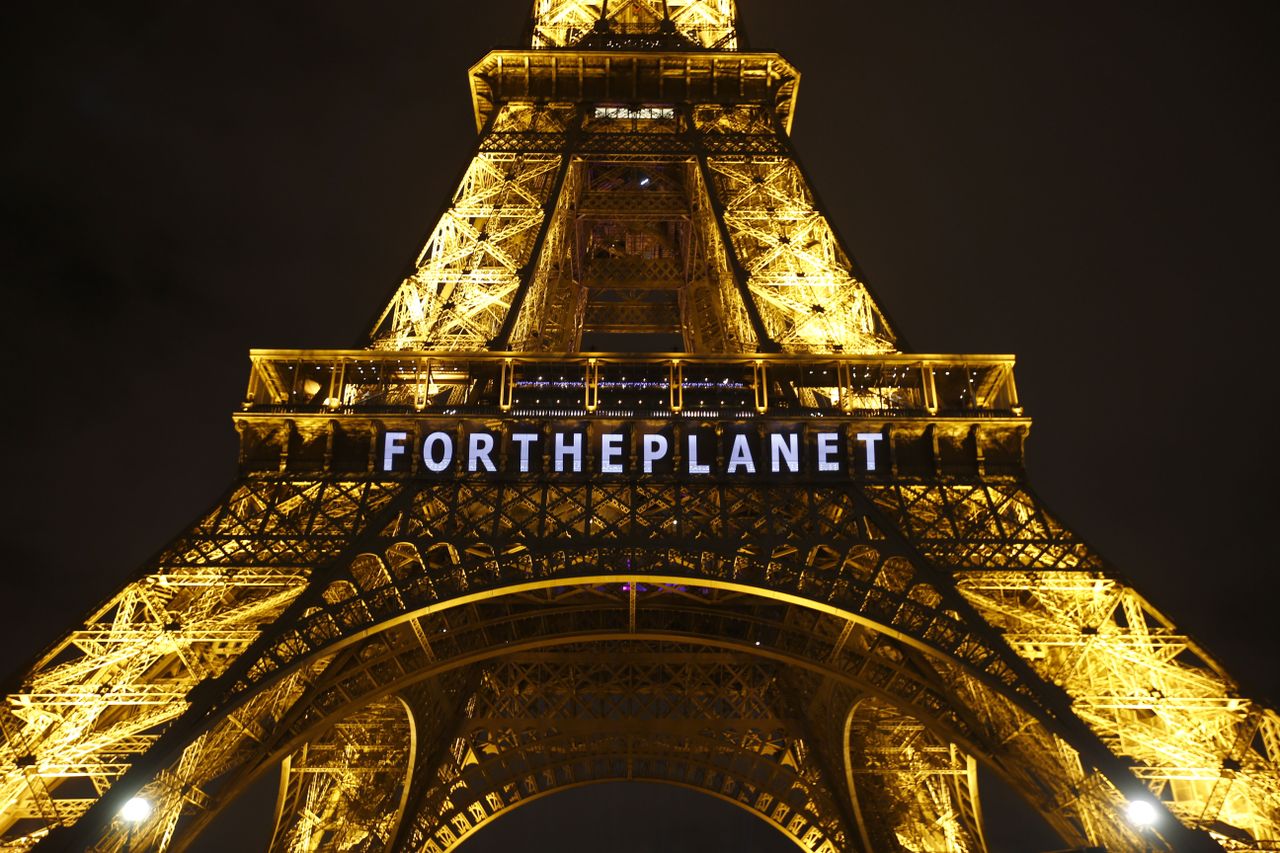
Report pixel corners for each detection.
[240,352,1019,420]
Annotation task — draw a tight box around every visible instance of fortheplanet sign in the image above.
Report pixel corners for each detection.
[378,422,886,478]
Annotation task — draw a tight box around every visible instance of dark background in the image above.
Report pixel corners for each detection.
[3,1,1277,849]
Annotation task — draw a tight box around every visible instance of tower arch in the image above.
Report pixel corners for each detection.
[143,570,1144,852]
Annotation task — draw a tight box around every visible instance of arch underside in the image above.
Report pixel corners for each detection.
[390,647,855,852]
[3,478,1277,852]
[269,695,415,852]
[158,580,1132,852]
[845,696,986,853]
[198,633,1004,853]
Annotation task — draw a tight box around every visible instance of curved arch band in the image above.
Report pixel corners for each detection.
[151,578,1141,852]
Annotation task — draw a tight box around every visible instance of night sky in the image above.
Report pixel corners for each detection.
[3,1,1277,850]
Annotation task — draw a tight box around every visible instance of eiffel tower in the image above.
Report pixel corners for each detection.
[2,2,1277,851]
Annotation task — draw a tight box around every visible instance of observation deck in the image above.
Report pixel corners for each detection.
[236,350,1029,479]
[468,50,801,133]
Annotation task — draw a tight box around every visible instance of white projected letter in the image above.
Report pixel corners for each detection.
[817,432,840,472]
[511,433,538,472]
[857,432,884,472]
[382,431,408,472]
[687,433,710,475]
[726,434,756,474]
[554,432,583,473]
[601,433,625,474]
[770,433,799,473]
[642,434,669,473]
[468,433,497,472]
[422,431,454,473]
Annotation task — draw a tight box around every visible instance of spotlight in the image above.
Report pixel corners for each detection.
[120,796,152,823]
[119,795,151,853]
[1125,798,1158,828]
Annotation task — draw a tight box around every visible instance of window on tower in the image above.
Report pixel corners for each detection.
[592,104,676,121]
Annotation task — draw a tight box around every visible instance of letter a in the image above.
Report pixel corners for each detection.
[726,434,756,474]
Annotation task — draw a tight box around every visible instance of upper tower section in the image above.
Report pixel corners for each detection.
[466,0,793,135]
[529,0,738,51]
[368,0,898,355]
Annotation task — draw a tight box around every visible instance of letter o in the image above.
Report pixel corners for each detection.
[422,431,455,472]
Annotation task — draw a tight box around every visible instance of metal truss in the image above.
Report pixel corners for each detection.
[397,649,852,852]
[72,574,1140,851]
[370,150,567,351]
[0,480,399,850]
[864,483,1102,571]
[958,572,1280,850]
[867,483,1280,849]
[268,696,413,851]
[370,26,893,355]
[845,696,985,852]
[371,137,899,355]
[505,155,760,352]
[702,155,897,354]
[6,473,1226,852]
[530,0,738,51]
[370,113,901,354]
[5,469,1273,850]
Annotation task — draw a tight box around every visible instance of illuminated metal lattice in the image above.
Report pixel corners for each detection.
[2,2,1276,852]
[530,0,738,50]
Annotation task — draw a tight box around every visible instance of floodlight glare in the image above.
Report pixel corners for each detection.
[1126,798,1159,827]
[119,796,152,824]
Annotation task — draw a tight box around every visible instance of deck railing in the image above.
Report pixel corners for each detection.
[243,350,1022,419]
